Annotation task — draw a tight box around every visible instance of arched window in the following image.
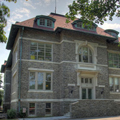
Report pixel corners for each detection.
[79,46,92,63]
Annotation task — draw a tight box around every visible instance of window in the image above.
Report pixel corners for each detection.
[40,18,45,26]
[30,42,52,61]
[29,72,52,91]
[79,46,92,63]
[108,52,120,68]
[109,77,120,92]
[46,103,51,115]
[76,22,95,31]
[47,19,52,27]
[29,103,35,115]
[77,22,82,28]
[81,77,93,99]
[38,18,53,28]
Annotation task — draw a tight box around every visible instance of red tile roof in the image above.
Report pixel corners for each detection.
[16,13,119,41]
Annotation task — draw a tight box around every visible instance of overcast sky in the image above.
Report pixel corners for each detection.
[0,0,120,71]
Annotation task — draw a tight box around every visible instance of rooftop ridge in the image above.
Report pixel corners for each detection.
[50,12,65,17]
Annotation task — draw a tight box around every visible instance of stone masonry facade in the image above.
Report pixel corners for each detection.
[2,13,120,118]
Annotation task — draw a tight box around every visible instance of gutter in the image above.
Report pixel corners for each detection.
[18,27,24,112]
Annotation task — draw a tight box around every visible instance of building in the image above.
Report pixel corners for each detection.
[1,13,120,118]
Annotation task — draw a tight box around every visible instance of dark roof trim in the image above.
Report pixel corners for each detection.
[7,24,117,50]
[104,29,119,35]
[55,27,116,41]
[6,51,12,68]
[50,12,65,17]
[6,24,55,50]
[35,15,56,22]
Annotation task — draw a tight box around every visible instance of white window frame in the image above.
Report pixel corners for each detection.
[109,77,120,92]
[29,71,53,91]
[79,46,93,63]
[30,42,52,61]
[28,103,36,116]
[45,103,52,116]
[108,52,120,68]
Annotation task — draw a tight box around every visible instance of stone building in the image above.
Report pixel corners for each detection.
[1,13,120,118]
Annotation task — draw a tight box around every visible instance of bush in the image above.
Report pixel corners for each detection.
[19,108,27,118]
[7,109,16,119]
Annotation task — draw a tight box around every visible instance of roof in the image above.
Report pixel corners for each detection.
[6,12,119,50]
[15,12,118,39]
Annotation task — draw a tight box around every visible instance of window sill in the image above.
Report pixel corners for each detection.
[110,92,120,94]
[28,90,53,93]
[109,67,120,70]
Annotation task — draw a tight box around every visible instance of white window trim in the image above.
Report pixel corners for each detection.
[28,103,36,116]
[30,42,53,61]
[109,77,120,93]
[29,70,53,91]
[45,102,52,116]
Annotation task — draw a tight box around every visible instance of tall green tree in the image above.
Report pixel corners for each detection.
[0,0,16,43]
[66,0,120,25]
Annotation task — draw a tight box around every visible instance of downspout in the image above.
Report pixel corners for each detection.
[18,27,24,112]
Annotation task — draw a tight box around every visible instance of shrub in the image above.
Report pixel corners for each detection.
[7,109,16,119]
[19,108,27,118]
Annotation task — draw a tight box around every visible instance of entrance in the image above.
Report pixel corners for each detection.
[80,77,93,99]
[82,88,92,99]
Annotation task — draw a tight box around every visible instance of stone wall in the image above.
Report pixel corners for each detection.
[3,69,11,112]
[70,100,120,118]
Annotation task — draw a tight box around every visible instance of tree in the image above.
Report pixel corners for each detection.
[66,0,120,25]
[0,0,17,43]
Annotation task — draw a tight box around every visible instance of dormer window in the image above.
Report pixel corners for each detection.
[73,19,97,31]
[35,15,56,28]
[104,29,119,38]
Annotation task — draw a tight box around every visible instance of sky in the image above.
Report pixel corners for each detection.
[0,0,120,73]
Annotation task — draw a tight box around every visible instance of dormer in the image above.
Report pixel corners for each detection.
[72,19,98,31]
[104,29,119,38]
[35,15,56,28]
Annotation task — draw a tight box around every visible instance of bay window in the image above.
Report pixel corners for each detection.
[30,42,52,61]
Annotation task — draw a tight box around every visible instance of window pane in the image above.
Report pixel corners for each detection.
[47,19,52,27]
[46,82,51,90]
[85,78,88,83]
[82,89,86,99]
[46,103,51,114]
[46,73,51,90]
[40,18,45,25]
[81,78,84,83]
[30,42,37,60]
[88,89,92,99]
[38,72,44,90]
[115,78,119,92]
[109,77,113,91]
[77,22,82,28]
[29,103,35,115]
[89,78,92,83]
[83,55,88,62]
[29,72,35,89]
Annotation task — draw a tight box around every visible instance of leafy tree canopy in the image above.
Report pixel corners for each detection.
[66,0,120,25]
[0,0,17,43]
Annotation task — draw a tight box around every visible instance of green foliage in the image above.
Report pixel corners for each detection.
[66,0,120,25]
[7,109,16,119]
[18,108,27,118]
[0,0,17,43]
